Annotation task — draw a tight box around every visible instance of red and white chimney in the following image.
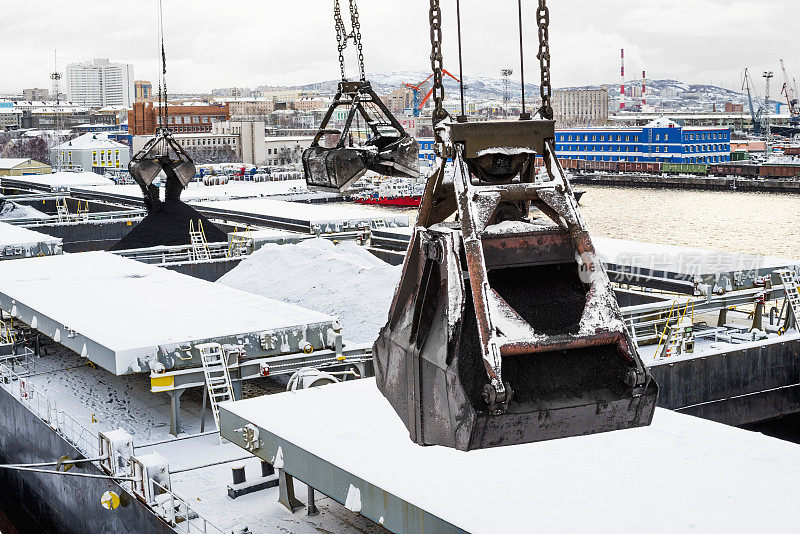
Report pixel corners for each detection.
[620,49,626,110]
[642,70,646,107]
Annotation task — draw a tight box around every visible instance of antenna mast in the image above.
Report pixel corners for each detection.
[50,50,64,171]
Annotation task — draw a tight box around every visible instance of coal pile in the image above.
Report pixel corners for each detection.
[110,200,227,251]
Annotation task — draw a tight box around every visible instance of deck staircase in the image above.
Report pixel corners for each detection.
[227,227,252,258]
[776,269,800,330]
[189,220,211,261]
[198,343,234,432]
[56,197,70,222]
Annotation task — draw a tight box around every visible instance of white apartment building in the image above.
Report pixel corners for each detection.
[264,136,314,167]
[552,86,609,126]
[131,121,266,166]
[66,58,135,108]
[212,121,266,165]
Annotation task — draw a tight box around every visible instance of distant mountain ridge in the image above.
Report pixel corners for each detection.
[250,73,754,107]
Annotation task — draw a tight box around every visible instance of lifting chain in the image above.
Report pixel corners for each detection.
[334,0,366,82]
[429,0,449,153]
[536,0,553,120]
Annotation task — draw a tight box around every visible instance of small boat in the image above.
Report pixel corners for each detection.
[349,176,423,207]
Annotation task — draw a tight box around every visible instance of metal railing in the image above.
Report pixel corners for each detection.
[3,210,148,228]
[150,480,226,534]
[111,242,233,265]
[0,360,227,533]
[0,360,97,457]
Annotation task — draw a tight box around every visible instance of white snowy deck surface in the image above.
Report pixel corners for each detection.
[594,236,799,274]
[192,198,410,227]
[0,252,335,374]
[86,179,310,202]
[225,378,800,534]
[0,220,61,248]
[4,171,114,188]
[1,348,384,534]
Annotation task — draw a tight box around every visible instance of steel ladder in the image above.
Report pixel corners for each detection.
[189,220,211,261]
[198,343,234,432]
[776,269,800,330]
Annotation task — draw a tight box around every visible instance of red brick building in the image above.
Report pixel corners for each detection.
[128,102,230,136]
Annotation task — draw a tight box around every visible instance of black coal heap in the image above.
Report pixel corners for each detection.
[110,200,227,251]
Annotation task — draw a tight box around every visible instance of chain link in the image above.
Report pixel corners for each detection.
[333,0,366,82]
[349,0,366,81]
[536,0,553,120]
[334,0,347,81]
[429,0,448,148]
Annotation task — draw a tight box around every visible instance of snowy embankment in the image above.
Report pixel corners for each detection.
[218,239,402,344]
[0,201,49,220]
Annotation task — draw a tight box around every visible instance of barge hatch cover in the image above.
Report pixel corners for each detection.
[0,251,339,375]
[220,378,800,534]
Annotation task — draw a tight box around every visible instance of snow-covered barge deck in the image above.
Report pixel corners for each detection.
[220,378,800,534]
[0,220,62,259]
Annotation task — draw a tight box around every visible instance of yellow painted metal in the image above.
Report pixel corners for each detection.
[101,490,120,510]
[150,374,175,392]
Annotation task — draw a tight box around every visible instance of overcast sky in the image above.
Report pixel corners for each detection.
[0,0,795,94]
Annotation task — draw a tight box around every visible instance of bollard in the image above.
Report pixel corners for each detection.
[231,465,246,485]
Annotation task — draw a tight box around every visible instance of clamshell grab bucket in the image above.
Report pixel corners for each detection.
[303,81,419,193]
[373,119,658,451]
[128,129,196,211]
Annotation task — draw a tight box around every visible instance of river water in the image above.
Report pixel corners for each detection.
[577,185,800,259]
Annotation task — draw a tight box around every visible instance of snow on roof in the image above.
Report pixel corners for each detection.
[0,158,30,169]
[54,132,128,150]
[644,116,681,128]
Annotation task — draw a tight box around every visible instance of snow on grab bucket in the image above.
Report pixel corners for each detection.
[218,239,402,344]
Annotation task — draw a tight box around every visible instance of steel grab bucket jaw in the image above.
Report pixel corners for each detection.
[128,131,196,211]
[129,132,196,189]
[302,146,369,193]
[373,122,657,451]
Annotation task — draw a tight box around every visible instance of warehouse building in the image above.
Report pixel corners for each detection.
[554,117,731,164]
[0,158,52,176]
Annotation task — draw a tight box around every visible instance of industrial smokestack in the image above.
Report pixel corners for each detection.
[620,49,626,110]
[642,70,646,107]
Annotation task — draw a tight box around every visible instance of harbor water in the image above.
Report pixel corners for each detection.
[574,186,800,442]
[577,185,800,259]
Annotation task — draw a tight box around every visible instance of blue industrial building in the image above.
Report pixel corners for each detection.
[554,118,731,164]
[419,118,731,166]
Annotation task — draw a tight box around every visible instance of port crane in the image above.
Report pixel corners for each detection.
[370,0,656,450]
[404,69,461,117]
[302,0,419,193]
[742,68,764,136]
[779,59,800,126]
